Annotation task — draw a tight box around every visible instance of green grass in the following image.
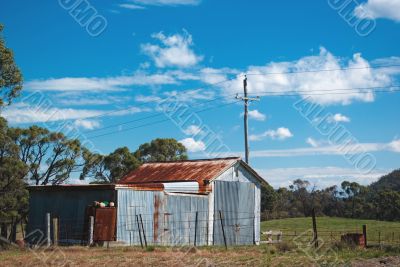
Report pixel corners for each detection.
[261,217,400,245]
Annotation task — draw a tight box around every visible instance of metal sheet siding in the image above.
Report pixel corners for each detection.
[213,181,255,245]
[26,189,115,244]
[116,189,208,246]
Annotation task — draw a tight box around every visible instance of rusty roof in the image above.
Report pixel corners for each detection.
[119,157,240,185]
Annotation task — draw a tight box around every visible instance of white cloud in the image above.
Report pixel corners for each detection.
[306,137,320,148]
[249,127,293,141]
[183,125,202,135]
[243,110,267,121]
[119,3,145,9]
[141,31,203,68]
[245,139,400,157]
[135,95,162,103]
[257,166,388,189]
[179,138,206,152]
[163,89,215,102]
[388,139,400,152]
[354,0,400,22]
[129,0,201,6]
[25,72,178,92]
[328,113,351,123]
[73,119,101,130]
[220,48,399,105]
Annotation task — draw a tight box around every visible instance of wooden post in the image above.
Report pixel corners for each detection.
[136,215,143,248]
[20,220,25,239]
[139,214,147,247]
[378,231,381,246]
[362,225,367,248]
[219,211,227,250]
[46,213,51,247]
[88,216,94,246]
[194,211,198,246]
[311,208,318,248]
[53,218,59,246]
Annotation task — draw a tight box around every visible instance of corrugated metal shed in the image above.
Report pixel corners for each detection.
[26,157,266,247]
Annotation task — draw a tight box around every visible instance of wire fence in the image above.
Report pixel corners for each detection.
[24,211,400,249]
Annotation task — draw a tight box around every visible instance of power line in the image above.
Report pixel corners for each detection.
[67,76,240,122]
[86,100,241,140]
[52,64,400,122]
[85,85,400,136]
[245,64,400,76]
[248,87,400,97]
[83,94,234,134]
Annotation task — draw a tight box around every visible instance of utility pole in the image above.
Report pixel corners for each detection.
[236,75,260,164]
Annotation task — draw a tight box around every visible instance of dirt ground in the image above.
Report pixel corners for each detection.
[1,246,399,267]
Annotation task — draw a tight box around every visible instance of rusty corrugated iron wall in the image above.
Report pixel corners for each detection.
[116,189,209,246]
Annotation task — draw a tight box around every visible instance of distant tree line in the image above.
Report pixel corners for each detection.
[260,170,400,222]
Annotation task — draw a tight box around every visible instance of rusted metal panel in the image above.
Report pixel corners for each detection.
[116,183,164,191]
[93,208,117,241]
[119,158,239,187]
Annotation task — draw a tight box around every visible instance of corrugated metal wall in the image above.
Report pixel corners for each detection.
[213,181,255,246]
[116,189,208,246]
[26,189,115,244]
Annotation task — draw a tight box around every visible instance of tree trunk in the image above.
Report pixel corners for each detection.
[9,220,17,242]
[1,223,8,239]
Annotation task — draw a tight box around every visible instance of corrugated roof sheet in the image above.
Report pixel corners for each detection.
[119,157,240,186]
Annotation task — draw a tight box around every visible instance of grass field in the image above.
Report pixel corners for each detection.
[1,217,400,266]
[0,245,400,266]
[261,217,400,245]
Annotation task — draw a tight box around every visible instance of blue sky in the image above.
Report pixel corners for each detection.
[1,0,399,188]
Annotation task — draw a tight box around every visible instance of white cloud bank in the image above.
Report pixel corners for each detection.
[247,139,400,157]
[25,73,177,92]
[355,0,400,22]
[258,166,389,189]
[215,47,400,105]
[2,103,144,124]
[249,127,293,141]
[141,31,203,68]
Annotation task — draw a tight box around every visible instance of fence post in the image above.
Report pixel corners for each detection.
[136,215,143,248]
[88,216,94,246]
[311,208,318,248]
[362,225,367,248]
[378,231,381,246]
[53,218,58,246]
[219,211,227,250]
[139,214,147,247]
[46,213,51,247]
[194,211,198,247]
